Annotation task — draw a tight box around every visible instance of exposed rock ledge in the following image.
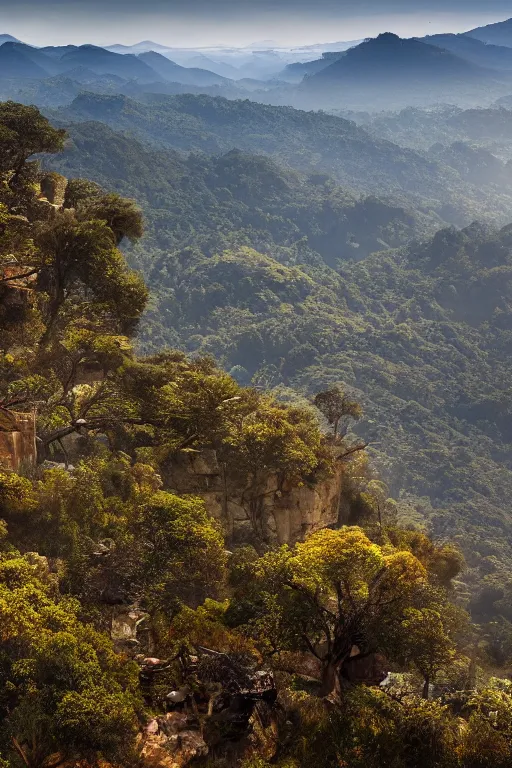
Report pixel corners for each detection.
[162,448,343,545]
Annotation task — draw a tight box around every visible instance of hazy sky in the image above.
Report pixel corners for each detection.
[1,0,512,48]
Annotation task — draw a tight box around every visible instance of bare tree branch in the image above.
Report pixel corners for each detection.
[0,268,39,284]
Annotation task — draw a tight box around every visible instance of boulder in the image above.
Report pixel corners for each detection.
[159,712,189,736]
[111,607,149,647]
[39,172,68,207]
[342,652,389,686]
[24,552,51,581]
[139,713,208,768]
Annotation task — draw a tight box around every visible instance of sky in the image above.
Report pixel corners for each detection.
[1,0,512,48]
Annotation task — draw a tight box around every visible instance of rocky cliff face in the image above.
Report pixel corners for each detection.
[162,448,342,545]
[0,411,37,471]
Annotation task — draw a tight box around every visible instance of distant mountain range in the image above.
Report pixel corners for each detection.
[0,33,19,45]
[467,17,512,47]
[420,33,512,70]
[175,54,241,80]
[279,51,348,82]
[0,35,366,83]
[3,17,512,111]
[305,33,493,84]
[0,40,234,88]
[137,51,228,86]
[295,32,511,109]
[0,43,51,78]
[54,45,159,80]
[107,40,172,54]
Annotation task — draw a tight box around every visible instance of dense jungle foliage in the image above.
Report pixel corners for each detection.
[2,102,512,767]
[48,92,512,225]
[42,104,512,613]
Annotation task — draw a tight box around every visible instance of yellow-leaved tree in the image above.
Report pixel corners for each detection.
[229,526,455,696]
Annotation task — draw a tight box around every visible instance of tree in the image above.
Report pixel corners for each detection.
[76,192,144,245]
[229,526,433,696]
[35,210,148,341]
[357,479,397,530]
[387,529,465,588]
[226,397,325,483]
[63,178,144,245]
[400,608,455,699]
[1,458,227,617]
[0,103,149,458]
[63,177,104,209]
[460,682,512,766]
[285,686,460,768]
[0,550,140,767]
[168,599,260,659]
[132,490,227,614]
[0,102,65,180]
[314,385,362,439]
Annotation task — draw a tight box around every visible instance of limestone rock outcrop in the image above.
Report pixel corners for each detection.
[39,172,68,207]
[111,606,150,652]
[162,448,343,545]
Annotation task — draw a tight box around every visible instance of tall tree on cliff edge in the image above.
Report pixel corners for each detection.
[0,102,149,458]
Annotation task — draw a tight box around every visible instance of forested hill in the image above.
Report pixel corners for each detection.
[48,92,512,226]
[46,118,512,606]
[5,96,512,768]
[47,120,437,269]
[146,221,512,605]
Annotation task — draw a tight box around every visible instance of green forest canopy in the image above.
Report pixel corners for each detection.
[43,111,512,613]
[2,101,512,767]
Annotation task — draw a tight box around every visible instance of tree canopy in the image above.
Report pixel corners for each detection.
[0,549,140,767]
[2,99,512,768]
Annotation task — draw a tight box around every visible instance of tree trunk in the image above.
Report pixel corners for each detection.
[40,297,63,346]
[422,674,430,700]
[318,659,339,697]
[40,265,65,346]
[221,461,233,540]
[11,738,30,768]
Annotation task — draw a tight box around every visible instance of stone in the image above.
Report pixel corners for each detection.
[39,172,68,207]
[145,719,159,735]
[177,731,208,763]
[24,552,51,581]
[167,689,188,704]
[0,411,37,471]
[139,736,178,768]
[111,607,149,644]
[342,652,389,686]
[190,448,220,475]
[41,461,75,472]
[92,542,111,556]
[139,715,208,768]
[159,712,189,736]
[161,448,344,546]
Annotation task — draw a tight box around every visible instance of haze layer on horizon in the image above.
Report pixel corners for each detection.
[1,0,511,48]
